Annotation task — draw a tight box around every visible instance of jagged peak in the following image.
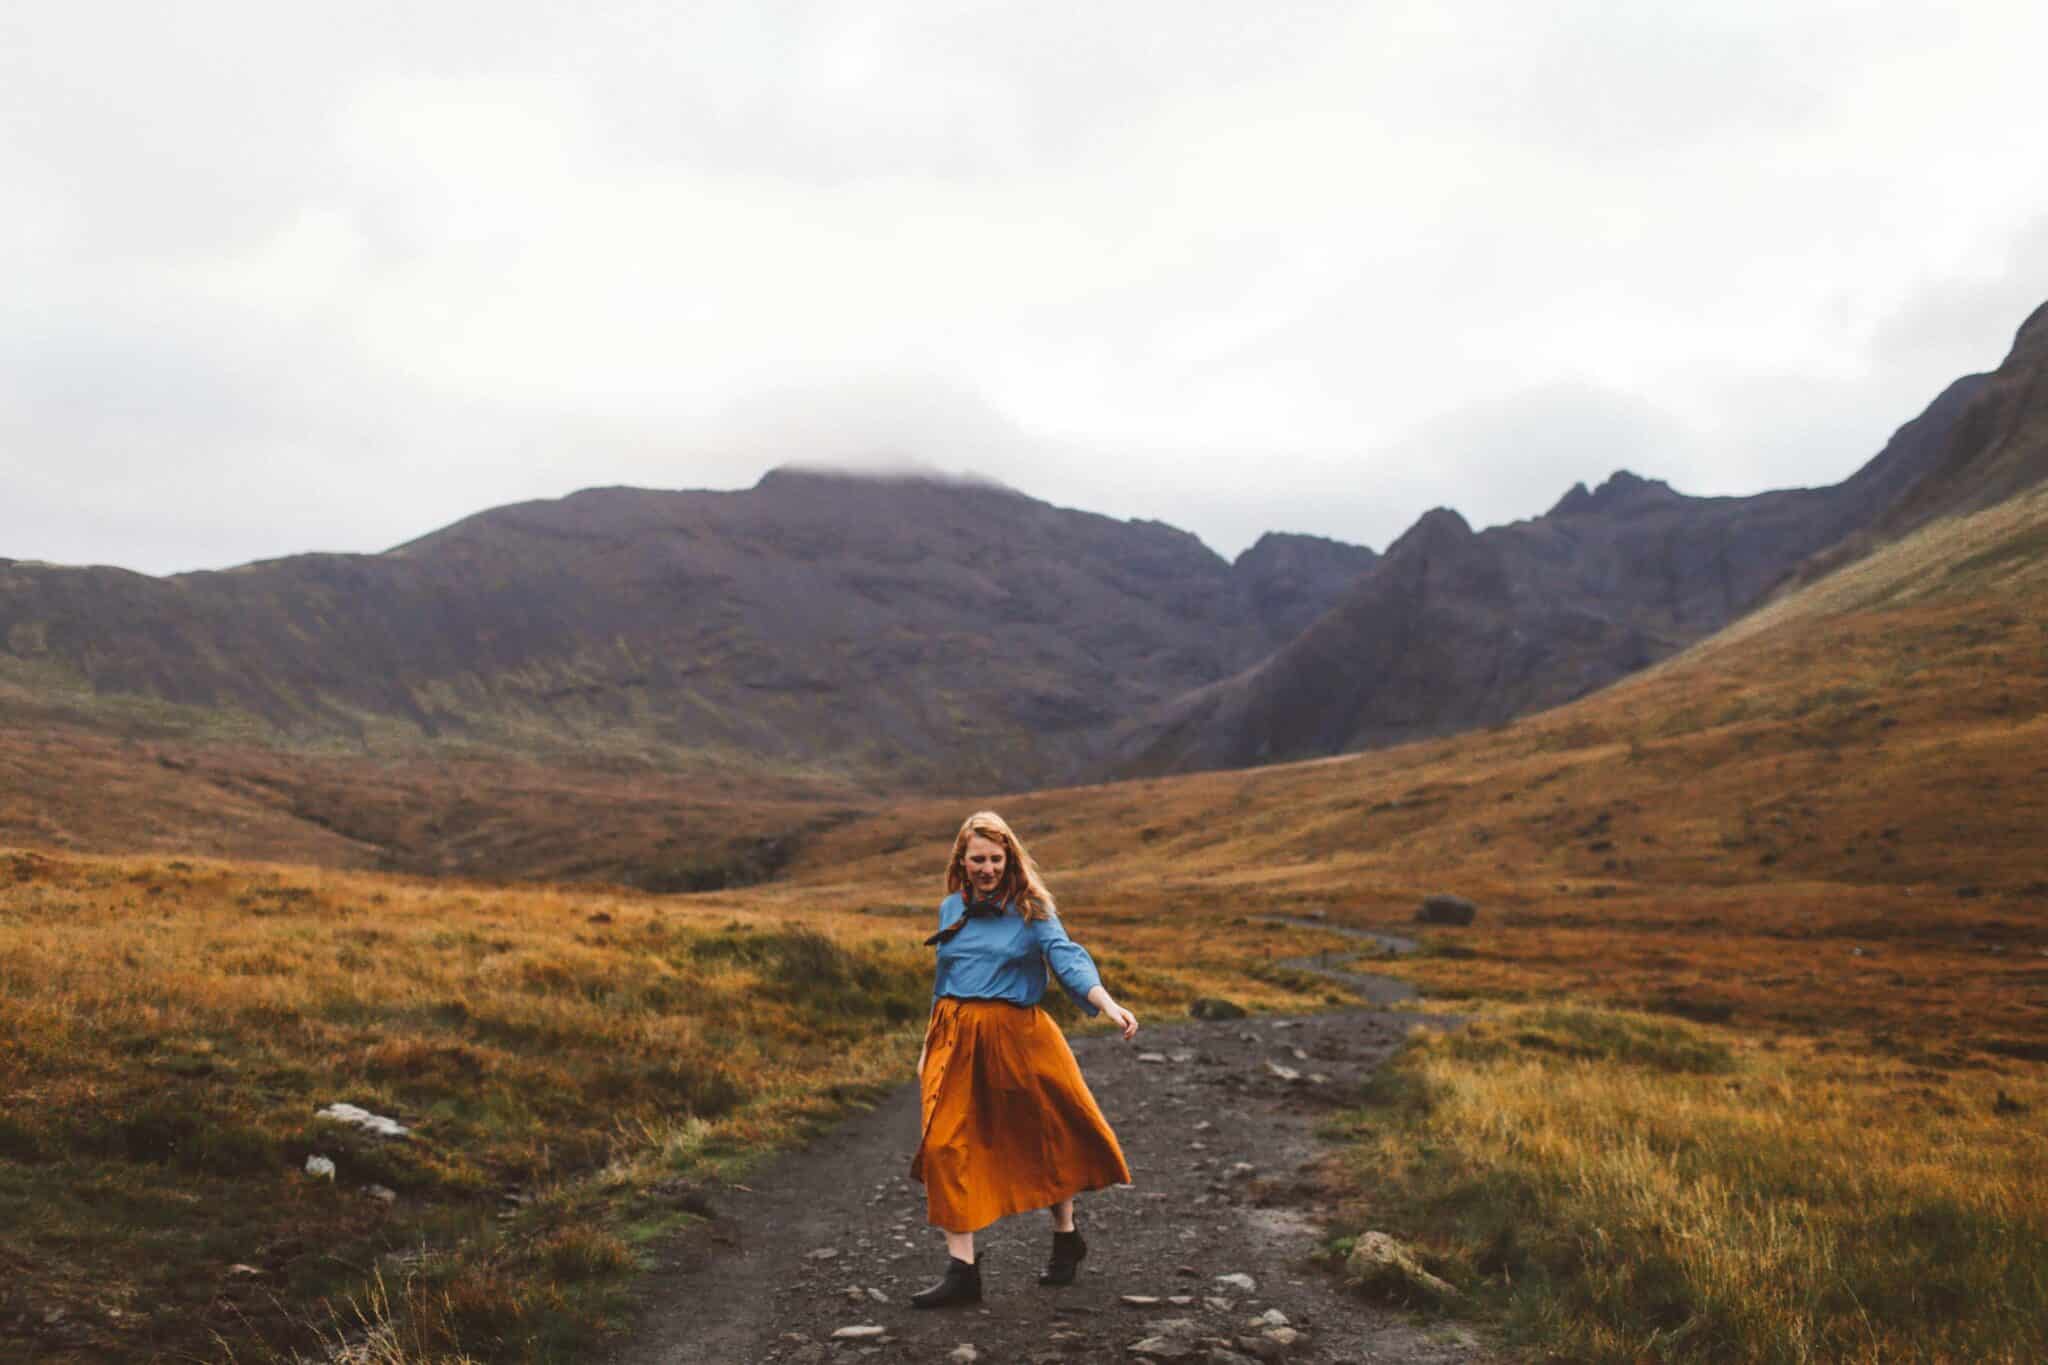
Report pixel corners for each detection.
[1594,469,1675,498]
[1548,481,1595,517]
[1232,530,1378,566]
[1385,506,1474,559]
[1548,470,1681,518]
[2013,297,2048,353]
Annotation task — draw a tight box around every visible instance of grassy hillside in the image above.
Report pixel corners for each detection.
[0,725,863,889]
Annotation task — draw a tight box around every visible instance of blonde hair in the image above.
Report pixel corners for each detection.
[945,810,1056,922]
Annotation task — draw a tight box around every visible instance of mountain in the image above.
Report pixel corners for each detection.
[1785,300,2048,590]
[6,300,2045,801]
[0,469,1376,789]
[1117,303,2048,774]
[1229,532,1382,646]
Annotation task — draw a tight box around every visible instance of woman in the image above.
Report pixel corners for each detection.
[907,810,1139,1309]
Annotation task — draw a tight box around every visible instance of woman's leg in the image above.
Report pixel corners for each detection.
[912,1227,982,1308]
[1039,1197,1087,1285]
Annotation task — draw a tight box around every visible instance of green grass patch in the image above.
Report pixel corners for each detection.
[1326,1002,2048,1363]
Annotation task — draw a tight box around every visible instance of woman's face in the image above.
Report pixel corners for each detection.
[962,833,1007,896]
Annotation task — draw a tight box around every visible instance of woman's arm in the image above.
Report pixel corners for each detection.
[1030,910,1107,1016]
[1085,984,1139,1040]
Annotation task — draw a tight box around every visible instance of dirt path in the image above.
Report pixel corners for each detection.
[613,936,1503,1364]
[1261,917,1424,1008]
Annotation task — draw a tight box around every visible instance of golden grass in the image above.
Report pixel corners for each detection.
[1326,1005,2048,1362]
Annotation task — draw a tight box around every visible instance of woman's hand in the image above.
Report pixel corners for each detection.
[1085,985,1138,1039]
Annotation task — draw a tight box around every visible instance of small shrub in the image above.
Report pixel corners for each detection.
[536,1226,635,1281]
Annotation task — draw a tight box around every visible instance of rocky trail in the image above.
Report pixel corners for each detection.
[612,931,1502,1365]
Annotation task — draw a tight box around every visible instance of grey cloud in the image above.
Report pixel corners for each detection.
[5,1,2047,577]
[693,374,1046,472]
[1869,216,2048,377]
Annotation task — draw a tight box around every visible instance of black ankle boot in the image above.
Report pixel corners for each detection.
[1039,1227,1087,1286]
[910,1255,982,1309]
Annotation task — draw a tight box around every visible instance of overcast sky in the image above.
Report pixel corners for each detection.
[5,1,2046,574]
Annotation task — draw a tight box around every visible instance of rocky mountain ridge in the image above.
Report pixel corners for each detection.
[0,470,1373,789]
[5,299,2045,787]
[1119,301,2048,773]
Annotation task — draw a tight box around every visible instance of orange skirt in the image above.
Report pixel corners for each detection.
[909,997,1132,1233]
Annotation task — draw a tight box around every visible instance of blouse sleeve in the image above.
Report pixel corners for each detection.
[1030,908,1104,1016]
[930,894,964,1006]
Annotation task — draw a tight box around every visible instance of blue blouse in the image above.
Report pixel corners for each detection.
[929,892,1104,1017]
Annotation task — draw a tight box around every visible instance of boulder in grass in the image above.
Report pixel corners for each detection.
[316,1103,410,1138]
[1188,997,1248,1021]
[1344,1230,1458,1305]
[1414,894,1477,926]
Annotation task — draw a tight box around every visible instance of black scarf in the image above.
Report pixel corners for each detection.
[923,893,1010,946]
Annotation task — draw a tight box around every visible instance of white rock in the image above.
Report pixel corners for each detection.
[316,1103,410,1139]
[1254,1308,1289,1327]
[304,1155,336,1179]
[1120,1294,1162,1306]
[1345,1230,1458,1302]
[364,1185,397,1203]
[865,1287,889,1303]
[1137,1052,1169,1064]
[1214,1273,1256,1292]
[1263,1062,1301,1082]
[948,1347,978,1363]
[806,1246,840,1260]
[830,1324,886,1340]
